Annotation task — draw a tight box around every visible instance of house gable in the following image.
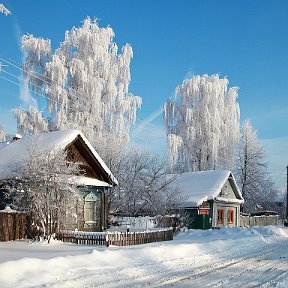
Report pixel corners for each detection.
[218,179,237,200]
[216,173,243,203]
[66,136,110,184]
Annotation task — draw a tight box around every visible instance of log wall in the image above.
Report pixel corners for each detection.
[0,211,27,241]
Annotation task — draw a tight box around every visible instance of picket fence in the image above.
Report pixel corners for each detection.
[56,228,174,246]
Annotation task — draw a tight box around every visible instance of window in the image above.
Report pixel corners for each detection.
[199,209,209,215]
[217,209,224,224]
[84,201,95,222]
[84,192,97,223]
[228,209,234,224]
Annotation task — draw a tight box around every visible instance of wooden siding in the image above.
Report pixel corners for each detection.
[240,215,279,227]
[0,211,27,241]
[67,142,98,178]
[219,179,237,199]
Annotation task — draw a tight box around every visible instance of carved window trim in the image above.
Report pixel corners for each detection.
[217,209,224,225]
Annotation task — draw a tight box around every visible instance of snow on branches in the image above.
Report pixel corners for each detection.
[17,17,142,162]
[234,120,279,214]
[7,139,82,238]
[0,3,11,16]
[13,106,49,135]
[164,74,240,172]
[112,148,181,217]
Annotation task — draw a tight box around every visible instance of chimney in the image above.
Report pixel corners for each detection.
[13,133,22,141]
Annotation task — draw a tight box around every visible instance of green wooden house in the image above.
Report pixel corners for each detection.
[0,130,117,232]
[173,170,244,229]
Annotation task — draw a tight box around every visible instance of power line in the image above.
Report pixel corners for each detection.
[0,57,68,90]
[1,56,167,149]
[0,58,144,140]
[0,57,153,133]
[0,57,83,109]
[0,74,49,103]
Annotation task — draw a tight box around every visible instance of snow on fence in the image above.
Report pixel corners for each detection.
[240,215,279,227]
[56,231,107,245]
[0,207,28,241]
[56,228,174,246]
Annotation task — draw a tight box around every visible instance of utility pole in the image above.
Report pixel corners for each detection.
[286,165,288,220]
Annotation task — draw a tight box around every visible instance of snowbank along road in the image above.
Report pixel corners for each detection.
[0,226,287,287]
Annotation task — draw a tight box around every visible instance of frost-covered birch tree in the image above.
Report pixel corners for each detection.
[14,17,141,163]
[236,120,266,200]
[234,120,277,213]
[164,74,240,172]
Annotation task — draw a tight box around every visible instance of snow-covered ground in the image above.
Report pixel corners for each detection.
[0,226,288,288]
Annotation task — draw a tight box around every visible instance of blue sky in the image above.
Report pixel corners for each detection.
[0,0,287,190]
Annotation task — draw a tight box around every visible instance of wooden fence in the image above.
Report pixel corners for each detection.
[56,228,174,247]
[107,229,173,246]
[56,231,107,245]
[240,215,279,227]
[0,210,28,241]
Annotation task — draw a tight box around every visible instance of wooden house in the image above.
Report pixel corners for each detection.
[173,170,244,229]
[0,130,117,232]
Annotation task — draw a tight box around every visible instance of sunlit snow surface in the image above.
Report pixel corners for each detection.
[0,226,288,288]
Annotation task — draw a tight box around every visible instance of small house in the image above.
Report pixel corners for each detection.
[173,170,244,229]
[0,130,117,232]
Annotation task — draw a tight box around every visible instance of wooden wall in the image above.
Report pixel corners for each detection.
[240,215,279,227]
[0,211,27,241]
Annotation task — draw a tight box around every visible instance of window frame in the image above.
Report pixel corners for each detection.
[217,209,224,225]
[227,209,234,224]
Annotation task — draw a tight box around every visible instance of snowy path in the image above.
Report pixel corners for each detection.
[0,226,287,287]
[47,237,288,288]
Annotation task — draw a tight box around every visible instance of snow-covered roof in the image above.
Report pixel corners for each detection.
[172,170,243,207]
[69,176,111,187]
[0,206,19,213]
[0,130,117,186]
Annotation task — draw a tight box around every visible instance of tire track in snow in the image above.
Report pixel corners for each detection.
[258,270,288,288]
[156,241,288,288]
[36,236,288,288]
[45,253,216,288]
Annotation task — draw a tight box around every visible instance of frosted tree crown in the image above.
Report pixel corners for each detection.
[164,74,240,172]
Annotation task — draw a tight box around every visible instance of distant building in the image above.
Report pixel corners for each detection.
[172,170,244,229]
